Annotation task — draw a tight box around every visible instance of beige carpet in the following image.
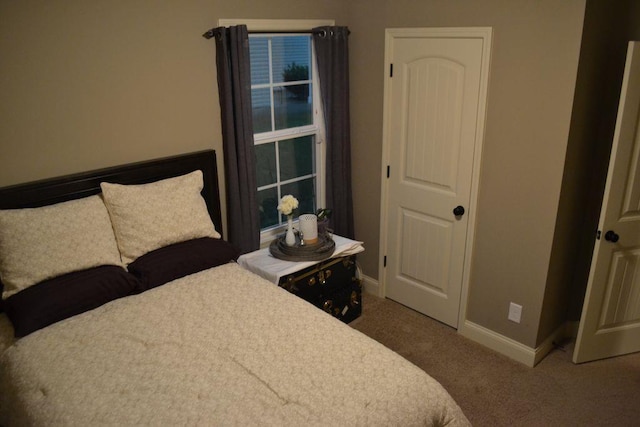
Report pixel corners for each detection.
[350,293,640,426]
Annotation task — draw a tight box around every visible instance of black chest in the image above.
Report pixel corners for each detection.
[278,255,361,323]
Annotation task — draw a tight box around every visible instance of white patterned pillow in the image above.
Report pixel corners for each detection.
[100,170,221,264]
[0,195,123,299]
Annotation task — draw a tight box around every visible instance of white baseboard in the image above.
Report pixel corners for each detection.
[361,274,379,296]
[459,320,572,367]
[359,274,573,367]
[361,275,539,365]
[532,323,570,366]
[459,321,538,367]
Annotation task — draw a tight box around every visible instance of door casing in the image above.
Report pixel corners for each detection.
[378,27,492,330]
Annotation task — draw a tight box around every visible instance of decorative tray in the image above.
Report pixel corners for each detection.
[269,233,336,261]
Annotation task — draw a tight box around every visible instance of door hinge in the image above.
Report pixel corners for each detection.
[390,63,393,77]
[386,165,390,178]
[383,255,387,267]
[596,230,601,240]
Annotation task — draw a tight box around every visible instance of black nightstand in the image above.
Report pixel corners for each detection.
[237,235,364,323]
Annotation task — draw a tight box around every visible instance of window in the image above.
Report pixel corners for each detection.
[219,19,332,244]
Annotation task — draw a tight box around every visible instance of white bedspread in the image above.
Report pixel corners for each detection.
[0,263,469,426]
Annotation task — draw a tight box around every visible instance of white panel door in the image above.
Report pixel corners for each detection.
[573,42,640,363]
[381,29,491,328]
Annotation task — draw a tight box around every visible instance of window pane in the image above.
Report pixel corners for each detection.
[274,85,312,130]
[251,88,272,133]
[258,187,279,229]
[249,38,269,85]
[283,83,310,102]
[255,143,277,187]
[271,36,311,84]
[279,136,313,181]
[282,178,316,217]
[249,31,320,235]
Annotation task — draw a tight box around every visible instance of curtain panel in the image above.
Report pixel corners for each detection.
[313,26,355,239]
[211,25,260,254]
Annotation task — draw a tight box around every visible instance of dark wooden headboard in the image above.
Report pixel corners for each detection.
[0,150,223,236]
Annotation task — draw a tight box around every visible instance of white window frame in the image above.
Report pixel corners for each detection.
[219,19,333,246]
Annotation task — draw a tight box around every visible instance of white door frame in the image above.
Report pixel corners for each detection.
[378,27,492,330]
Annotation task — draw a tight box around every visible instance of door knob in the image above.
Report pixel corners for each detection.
[453,205,465,217]
[604,230,619,243]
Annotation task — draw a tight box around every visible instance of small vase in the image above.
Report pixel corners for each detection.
[285,215,296,246]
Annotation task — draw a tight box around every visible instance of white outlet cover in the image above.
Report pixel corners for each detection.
[508,302,522,323]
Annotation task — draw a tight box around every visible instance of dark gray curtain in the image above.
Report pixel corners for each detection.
[211,25,260,254]
[313,26,355,239]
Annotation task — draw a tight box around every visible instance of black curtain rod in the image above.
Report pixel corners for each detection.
[203,29,317,40]
[202,28,349,40]
[249,30,315,34]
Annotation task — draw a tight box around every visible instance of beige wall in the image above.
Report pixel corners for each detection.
[0,0,348,234]
[541,0,640,345]
[347,0,585,348]
[1,1,601,349]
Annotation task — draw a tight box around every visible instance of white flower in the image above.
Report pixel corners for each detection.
[277,194,299,216]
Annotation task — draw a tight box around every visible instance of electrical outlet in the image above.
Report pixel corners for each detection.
[508,302,522,323]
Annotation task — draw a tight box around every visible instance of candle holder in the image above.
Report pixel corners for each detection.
[299,214,318,245]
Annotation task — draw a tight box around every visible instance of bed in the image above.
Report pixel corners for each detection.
[0,150,469,426]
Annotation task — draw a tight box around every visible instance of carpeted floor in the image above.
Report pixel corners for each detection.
[350,292,640,426]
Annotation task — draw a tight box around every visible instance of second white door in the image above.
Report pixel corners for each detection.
[381,28,491,328]
[573,42,640,363]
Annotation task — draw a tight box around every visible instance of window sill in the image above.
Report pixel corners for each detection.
[260,225,287,248]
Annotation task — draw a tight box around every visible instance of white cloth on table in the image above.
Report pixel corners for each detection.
[237,235,364,284]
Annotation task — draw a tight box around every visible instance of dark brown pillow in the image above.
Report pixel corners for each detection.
[3,265,141,337]
[128,237,240,291]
